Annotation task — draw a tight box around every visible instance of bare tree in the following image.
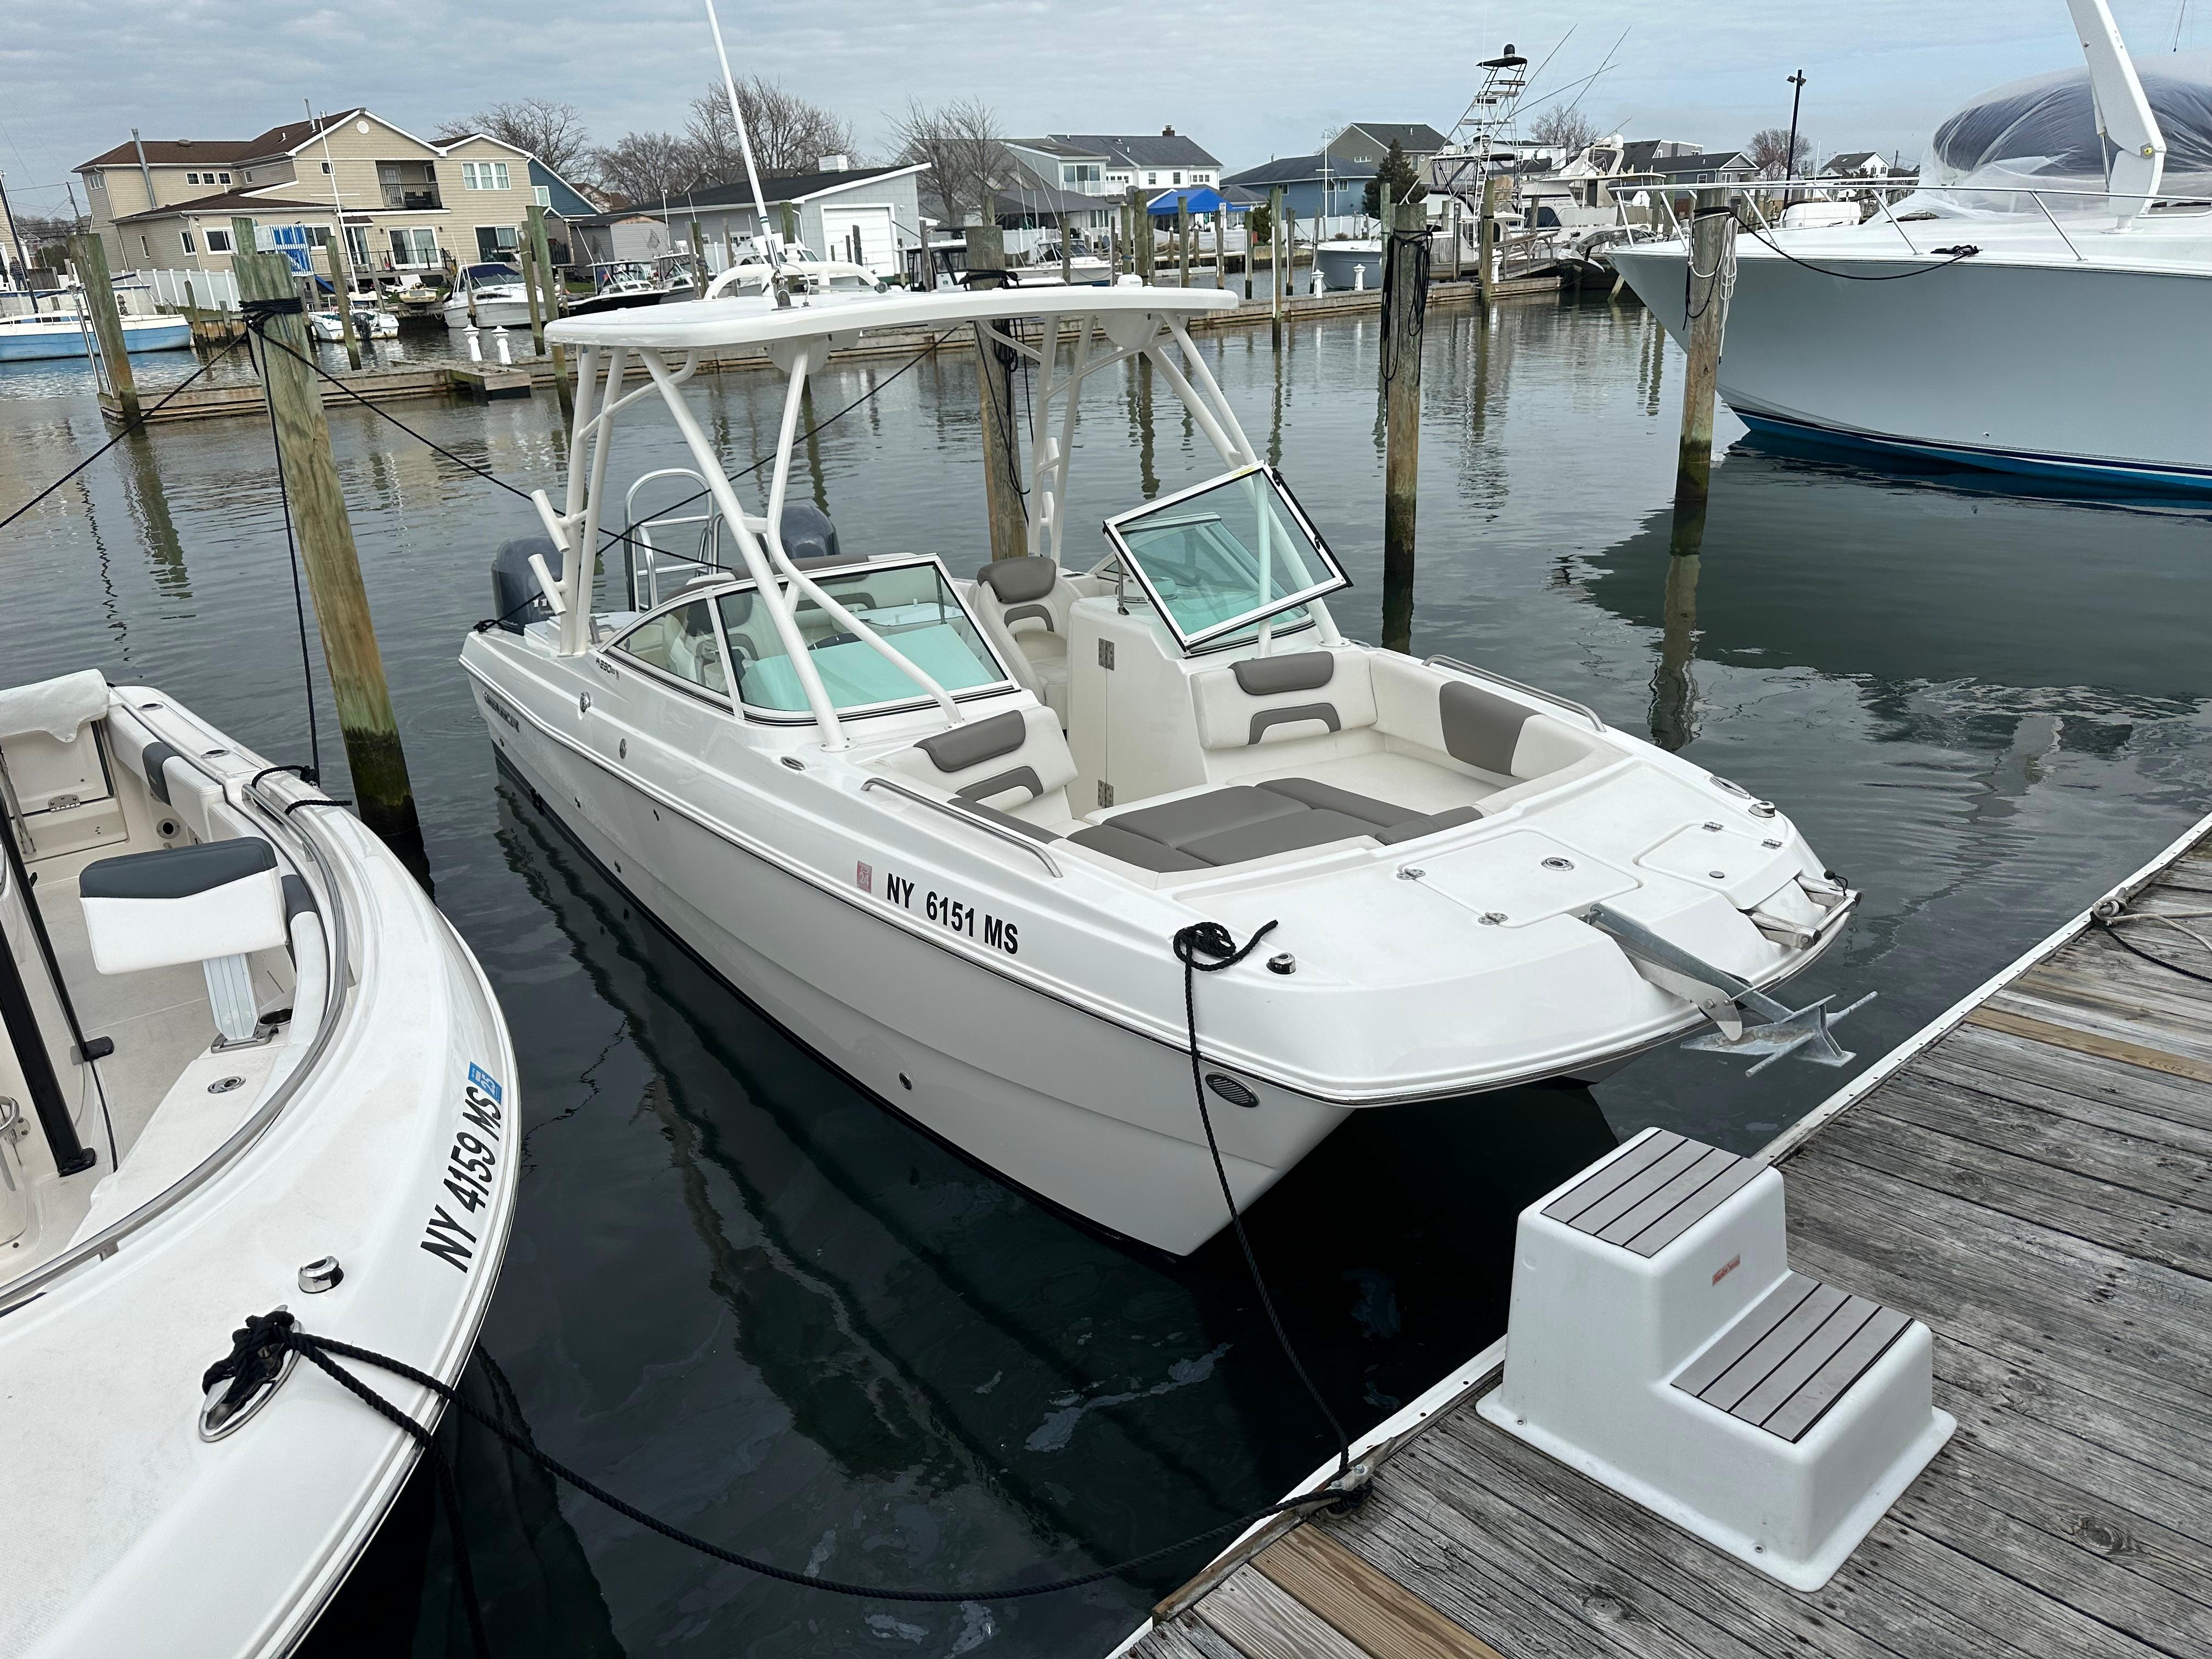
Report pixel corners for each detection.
[1526,106,1599,157]
[890,97,1011,225]
[686,77,856,181]
[1746,127,1812,179]
[591,131,704,207]
[441,98,593,180]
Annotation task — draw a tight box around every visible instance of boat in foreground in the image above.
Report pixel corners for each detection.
[441,261,535,330]
[461,284,1859,1256]
[1611,0,2212,492]
[0,671,518,1655]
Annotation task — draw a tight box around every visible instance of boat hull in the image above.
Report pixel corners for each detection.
[1612,242,2212,492]
[442,297,534,330]
[482,721,1346,1255]
[0,317,193,360]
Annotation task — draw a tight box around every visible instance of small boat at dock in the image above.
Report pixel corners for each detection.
[441,262,535,331]
[307,303,398,342]
[0,669,518,1655]
[0,310,192,360]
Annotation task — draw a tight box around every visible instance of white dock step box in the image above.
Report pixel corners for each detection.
[1477,1128,1954,1590]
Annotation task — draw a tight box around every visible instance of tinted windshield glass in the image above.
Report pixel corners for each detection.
[464,264,520,284]
[1104,467,1347,649]
[718,562,1007,713]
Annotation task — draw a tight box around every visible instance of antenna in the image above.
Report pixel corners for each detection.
[703,0,779,271]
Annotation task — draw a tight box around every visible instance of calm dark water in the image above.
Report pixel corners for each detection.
[3,294,2207,1656]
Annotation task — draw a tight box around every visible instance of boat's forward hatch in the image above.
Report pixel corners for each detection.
[1103,466,1348,651]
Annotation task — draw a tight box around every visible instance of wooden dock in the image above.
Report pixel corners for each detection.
[100,273,1565,426]
[1119,812,2212,1659]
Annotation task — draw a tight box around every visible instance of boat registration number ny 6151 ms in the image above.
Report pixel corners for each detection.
[859,862,1020,956]
[421,1064,505,1272]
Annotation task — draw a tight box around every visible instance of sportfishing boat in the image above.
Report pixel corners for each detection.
[705,241,882,300]
[0,670,518,1654]
[0,310,192,360]
[459,283,1861,1255]
[1611,0,2212,492]
[441,261,535,330]
[565,258,696,317]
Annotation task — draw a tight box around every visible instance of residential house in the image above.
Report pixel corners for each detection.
[1004,138,1119,243]
[1325,122,1450,173]
[1647,150,1758,189]
[76,110,595,283]
[1046,131,1220,196]
[566,162,929,278]
[1820,152,1889,182]
[1222,154,1371,224]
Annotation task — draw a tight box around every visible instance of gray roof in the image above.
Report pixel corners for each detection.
[1051,132,1221,170]
[1650,151,1753,178]
[1009,137,1105,160]
[1337,123,1451,154]
[588,163,923,219]
[1224,153,1378,189]
[1821,151,1881,173]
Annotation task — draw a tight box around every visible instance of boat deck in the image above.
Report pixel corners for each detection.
[1122,815,2212,1659]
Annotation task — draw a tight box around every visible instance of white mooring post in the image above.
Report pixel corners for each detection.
[493,326,512,366]
[465,325,482,364]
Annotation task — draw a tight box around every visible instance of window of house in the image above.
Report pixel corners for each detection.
[219,172,232,184]
[321,161,332,174]
[345,225,372,268]
[140,236,151,257]
[181,230,196,253]
[389,227,439,265]
[1147,172,1158,185]
[205,229,233,253]
[186,172,200,185]
[612,601,730,697]
[461,161,511,191]
[475,225,520,261]
[533,184,551,209]
[306,227,333,246]
[1172,171,1183,185]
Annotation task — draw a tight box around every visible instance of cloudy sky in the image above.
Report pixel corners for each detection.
[3,0,2202,208]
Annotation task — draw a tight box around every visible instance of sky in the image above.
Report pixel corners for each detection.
[3,0,2205,210]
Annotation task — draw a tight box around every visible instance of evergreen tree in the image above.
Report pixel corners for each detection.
[1361,138,1426,219]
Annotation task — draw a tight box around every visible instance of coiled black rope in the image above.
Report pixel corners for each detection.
[2094,911,2212,986]
[200,1310,1363,1605]
[1172,920,1354,1481]
[1378,222,1430,392]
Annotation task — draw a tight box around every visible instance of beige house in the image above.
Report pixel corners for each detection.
[78,110,558,285]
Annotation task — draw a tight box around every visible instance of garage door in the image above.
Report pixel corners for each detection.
[818,204,897,275]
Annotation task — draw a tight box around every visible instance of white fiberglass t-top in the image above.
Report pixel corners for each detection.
[461,283,1862,1255]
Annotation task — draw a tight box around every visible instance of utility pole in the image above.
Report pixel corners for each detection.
[67,233,139,425]
[1379,197,1427,654]
[1785,71,1808,206]
[965,222,1028,561]
[231,217,427,877]
[1673,189,1736,514]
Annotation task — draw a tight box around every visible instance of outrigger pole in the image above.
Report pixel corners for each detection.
[703,0,785,292]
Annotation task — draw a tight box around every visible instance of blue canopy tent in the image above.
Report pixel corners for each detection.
[1144,186,1246,216]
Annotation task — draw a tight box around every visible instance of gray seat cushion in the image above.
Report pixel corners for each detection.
[918,709,1028,774]
[1180,809,1380,865]
[1256,776,1424,830]
[975,556,1059,603]
[1374,804,1485,844]
[1101,786,1307,852]
[1067,823,1210,872]
[1233,652,1335,695]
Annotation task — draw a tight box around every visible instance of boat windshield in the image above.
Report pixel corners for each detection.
[716,560,1011,715]
[462,263,521,285]
[1103,466,1348,650]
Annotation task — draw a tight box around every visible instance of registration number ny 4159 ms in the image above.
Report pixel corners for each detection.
[421,1067,505,1272]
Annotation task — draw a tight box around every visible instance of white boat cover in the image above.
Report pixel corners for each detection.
[1912,53,2212,212]
[0,669,108,741]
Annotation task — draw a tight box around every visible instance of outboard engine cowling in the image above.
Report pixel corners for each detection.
[490,536,562,633]
[780,503,842,569]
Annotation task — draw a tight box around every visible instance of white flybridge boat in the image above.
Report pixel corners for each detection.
[0,671,518,1655]
[460,282,1862,1255]
[1612,0,2212,493]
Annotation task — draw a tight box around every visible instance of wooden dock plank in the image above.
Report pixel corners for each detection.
[1197,1564,1378,1659]
[1254,1525,1507,1659]
[1122,817,2212,1659]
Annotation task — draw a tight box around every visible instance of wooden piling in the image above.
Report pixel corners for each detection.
[1379,199,1427,654]
[1178,204,1191,287]
[1674,189,1734,511]
[1268,187,1285,345]
[526,206,572,417]
[1060,211,1074,285]
[67,234,139,426]
[230,221,426,874]
[1213,208,1227,292]
[1135,190,1155,284]
[1475,173,1500,305]
[324,231,363,371]
[964,224,1028,561]
[519,238,546,357]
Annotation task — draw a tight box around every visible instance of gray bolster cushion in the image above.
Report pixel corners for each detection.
[1374,805,1485,844]
[1440,681,1533,776]
[80,836,276,900]
[955,766,1044,803]
[1002,603,1054,630]
[918,709,1029,774]
[139,741,182,805]
[975,556,1059,603]
[1249,703,1340,745]
[1233,652,1335,695]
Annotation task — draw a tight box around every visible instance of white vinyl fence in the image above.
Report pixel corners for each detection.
[133,267,241,313]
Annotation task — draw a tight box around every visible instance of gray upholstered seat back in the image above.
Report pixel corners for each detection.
[1192,650,1377,751]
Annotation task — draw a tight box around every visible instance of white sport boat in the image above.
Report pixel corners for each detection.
[441,261,535,330]
[460,285,1861,1256]
[1612,0,2212,493]
[0,671,519,1654]
[0,309,193,360]
[705,241,883,300]
[307,302,399,342]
